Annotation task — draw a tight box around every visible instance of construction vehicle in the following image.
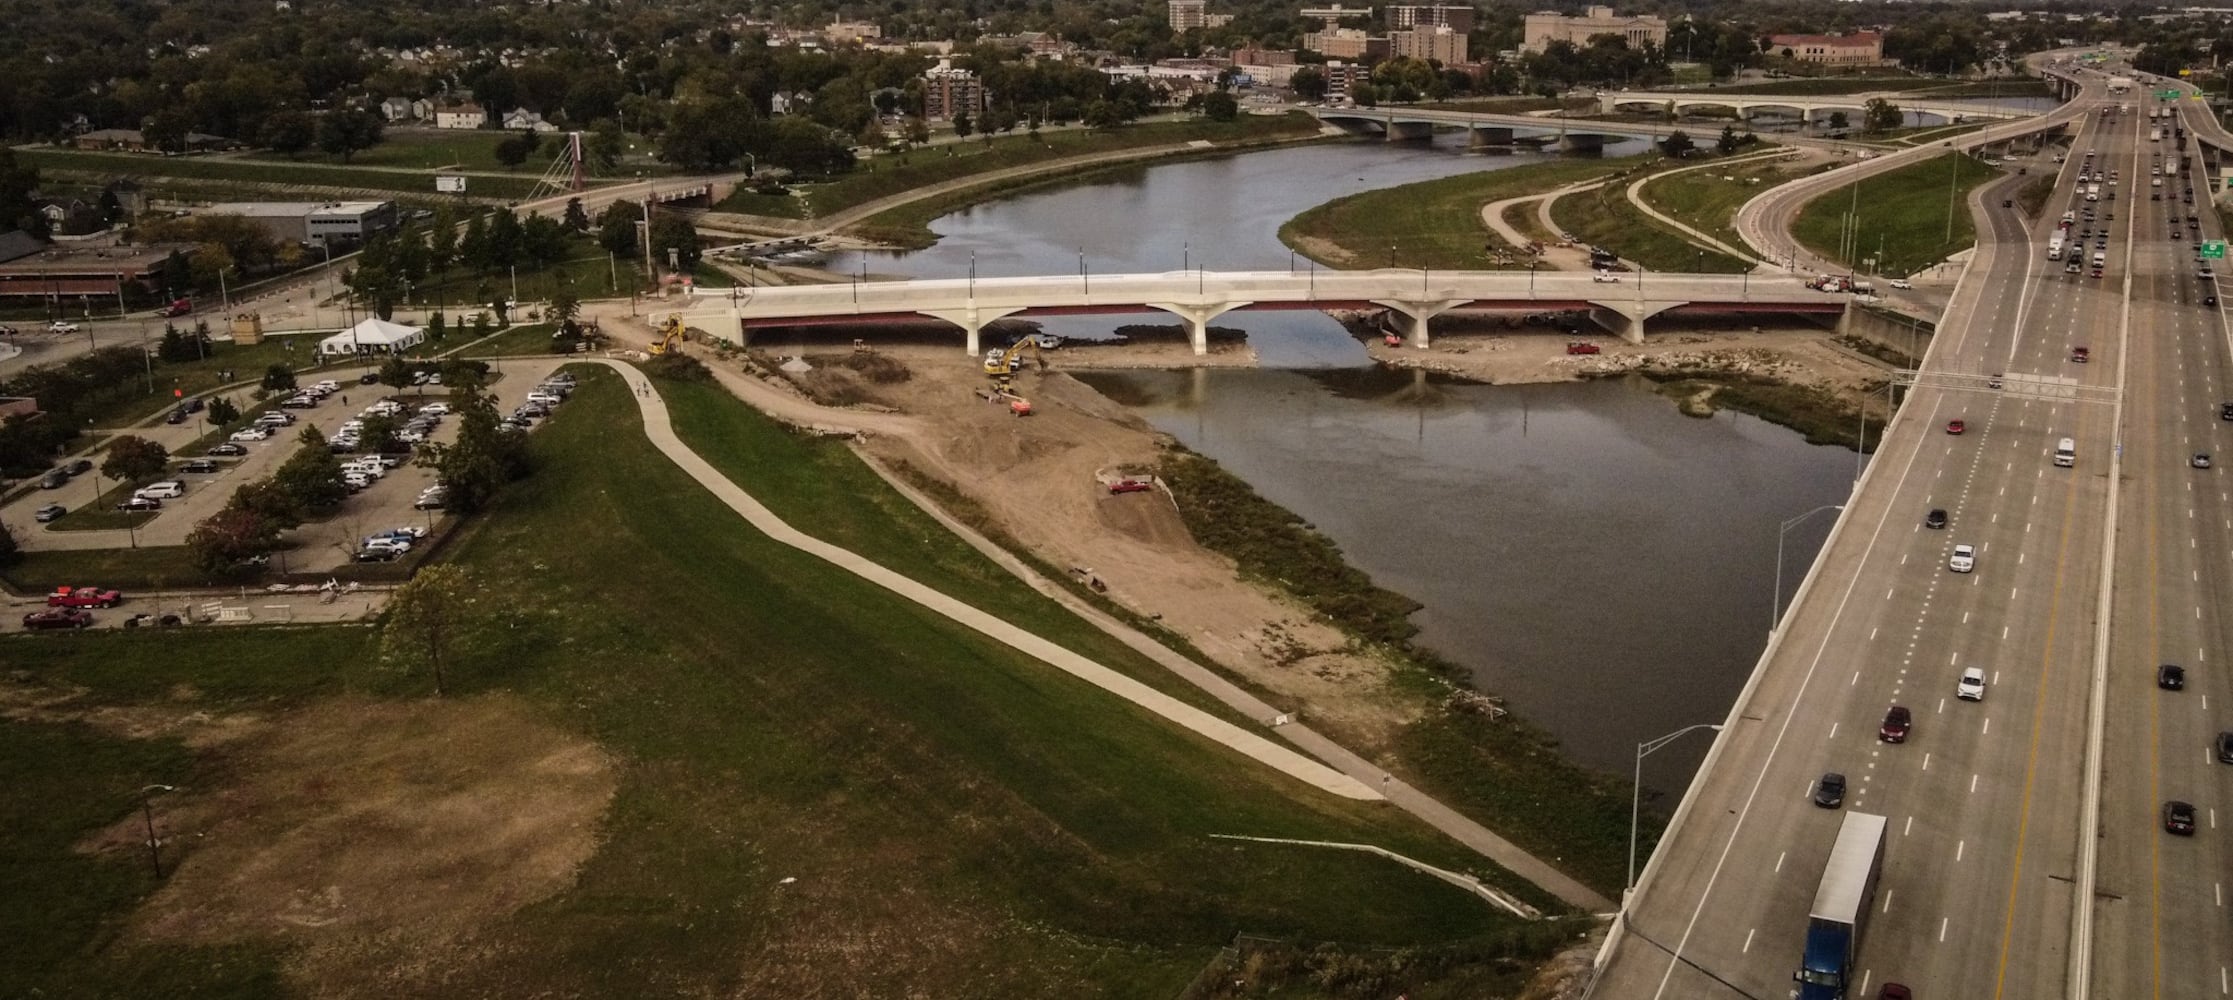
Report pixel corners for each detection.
[650,315,686,355]
[977,385,1033,416]
[983,338,1046,379]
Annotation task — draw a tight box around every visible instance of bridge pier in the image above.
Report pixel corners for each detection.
[1558,133,1607,154]
[1145,300,1251,356]
[1386,120,1434,142]
[1588,304,1647,345]
[1369,298,1470,349]
[921,305,1026,355]
[1470,126,1515,147]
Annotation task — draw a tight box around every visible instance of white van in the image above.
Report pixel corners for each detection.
[2092,251,2107,268]
[2054,437,2077,467]
[134,480,185,500]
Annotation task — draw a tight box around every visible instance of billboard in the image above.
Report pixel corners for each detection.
[434,175,468,193]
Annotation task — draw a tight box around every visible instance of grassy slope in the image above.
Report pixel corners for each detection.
[18,148,544,201]
[1282,155,1647,270]
[1,364,1569,998]
[1639,156,1810,255]
[1548,160,1754,272]
[1791,152,1999,276]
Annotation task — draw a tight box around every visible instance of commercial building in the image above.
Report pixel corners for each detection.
[1319,61,1371,101]
[1390,25,1468,63]
[1169,0,1207,31]
[0,242,196,301]
[921,59,987,121]
[1766,32,1891,67]
[824,20,881,43]
[1521,6,1668,53]
[199,201,401,248]
[1304,27,1390,60]
[1388,4,1478,34]
[1300,4,1371,26]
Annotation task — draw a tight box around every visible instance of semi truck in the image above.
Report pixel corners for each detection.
[1794,812,1887,1000]
[2109,75,2134,94]
[2047,235,2065,260]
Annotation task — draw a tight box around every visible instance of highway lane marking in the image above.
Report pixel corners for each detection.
[1922,754,1931,772]
[1985,717,1993,735]
[1774,851,1785,873]
[1941,916,1951,942]
[1958,840,1967,862]
[1742,928,1755,953]
[1830,722,1840,738]
[1972,773,1981,793]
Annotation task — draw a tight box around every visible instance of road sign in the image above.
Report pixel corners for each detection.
[2159,89,2182,99]
[2203,240,2227,260]
[434,174,467,193]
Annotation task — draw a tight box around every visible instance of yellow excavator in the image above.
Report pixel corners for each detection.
[649,315,686,355]
[982,338,1044,380]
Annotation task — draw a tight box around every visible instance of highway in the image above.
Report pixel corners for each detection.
[1595,72,2143,999]
[2087,95,2233,999]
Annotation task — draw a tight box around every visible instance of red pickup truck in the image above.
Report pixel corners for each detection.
[49,586,123,608]
[160,298,193,317]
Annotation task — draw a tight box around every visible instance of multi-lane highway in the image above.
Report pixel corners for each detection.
[1591,69,2233,999]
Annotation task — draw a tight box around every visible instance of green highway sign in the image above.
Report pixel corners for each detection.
[2205,241,2228,260]
[2160,89,2182,99]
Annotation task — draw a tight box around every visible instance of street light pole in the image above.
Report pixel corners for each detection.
[1773,504,1846,631]
[139,784,177,879]
[1629,724,1723,899]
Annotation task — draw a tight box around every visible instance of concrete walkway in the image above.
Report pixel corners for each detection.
[1481,177,1609,271]
[590,360,1382,804]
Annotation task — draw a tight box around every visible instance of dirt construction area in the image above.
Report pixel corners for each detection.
[680,315,1903,750]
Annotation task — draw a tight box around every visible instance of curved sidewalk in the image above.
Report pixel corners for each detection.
[600,357,1615,912]
[1623,147,1796,266]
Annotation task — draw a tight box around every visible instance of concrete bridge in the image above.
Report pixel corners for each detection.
[1597,90,2038,125]
[668,269,1849,354]
[1308,106,1693,149]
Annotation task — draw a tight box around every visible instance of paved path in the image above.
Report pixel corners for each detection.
[591,359,1384,803]
[1481,177,1609,270]
[1622,147,1797,267]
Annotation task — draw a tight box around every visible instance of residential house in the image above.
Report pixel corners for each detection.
[36,198,105,237]
[433,102,487,130]
[378,97,417,121]
[503,107,559,133]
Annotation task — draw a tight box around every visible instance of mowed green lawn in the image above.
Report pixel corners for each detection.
[0,364,1565,998]
[1791,152,2000,276]
[1282,155,1650,270]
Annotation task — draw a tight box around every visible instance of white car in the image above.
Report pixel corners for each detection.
[1957,667,1987,701]
[134,480,185,500]
[1591,271,1620,283]
[228,426,272,442]
[421,402,451,416]
[1888,278,1913,290]
[1949,544,1977,573]
[46,320,79,335]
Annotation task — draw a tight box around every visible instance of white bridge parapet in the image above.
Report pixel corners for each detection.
[674,268,1844,354]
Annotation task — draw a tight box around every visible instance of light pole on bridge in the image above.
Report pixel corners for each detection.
[1628,724,1723,902]
[1772,504,1845,632]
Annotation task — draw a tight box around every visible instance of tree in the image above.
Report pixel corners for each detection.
[273,425,348,509]
[382,564,477,695]
[1200,91,1239,122]
[207,396,240,427]
[494,130,538,169]
[101,435,170,485]
[258,110,316,157]
[520,214,570,269]
[459,211,490,272]
[1717,124,1742,155]
[229,479,304,531]
[141,107,196,154]
[597,199,643,258]
[1827,110,1850,132]
[427,204,460,272]
[1658,130,1695,157]
[549,290,581,331]
[1291,66,1329,103]
[186,507,279,573]
[0,149,47,240]
[0,519,18,568]
[952,111,974,140]
[261,364,297,393]
[647,215,701,272]
[378,357,414,394]
[359,413,403,455]
[562,197,590,233]
[427,311,448,342]
[1862,99,1901,135]
[586,119,626,172]
[315,107,385,162]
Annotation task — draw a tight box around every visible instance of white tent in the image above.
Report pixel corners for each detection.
[318,318,427,358]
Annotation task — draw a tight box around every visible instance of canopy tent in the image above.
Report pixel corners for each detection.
[317,318,426,358]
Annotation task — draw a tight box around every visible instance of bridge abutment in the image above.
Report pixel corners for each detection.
[1558,133,1607,154]
[1470,126,1515,147]
[1387,120,1434,142]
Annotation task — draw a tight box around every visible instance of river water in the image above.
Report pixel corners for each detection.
[830,128,1855,788]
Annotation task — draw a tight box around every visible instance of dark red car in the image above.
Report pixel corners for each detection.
[48,586,122,608]
[1879,705,1912,743]
[22,608,93,630]
[1107,479,1154,495]
[160,298,193,317]
[1566,341,1601,355]
[2072,346,2090,363]
[1946,419,1965,435]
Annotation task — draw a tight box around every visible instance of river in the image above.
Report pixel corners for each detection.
[830,128,1854,790]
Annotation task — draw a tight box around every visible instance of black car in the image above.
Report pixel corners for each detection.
[37,470,68,489]
[359,372,381,384]
[115,496,161,512]
[2160,664,2187,690]
[1813,772,1847,809]
[2216,732,2233,765]
[1926,508,1948,529]
[2165,800,2198,835]
[178,459,218,474]
[67,459,92,475]
[182,397,204,414]
[206,442,248,457]
[164,408,189,425]
[354,546,402,563]
[2208,295,2219,308]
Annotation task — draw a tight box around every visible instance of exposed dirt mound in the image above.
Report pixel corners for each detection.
[1093,489,1195,549]
[112,694,617,994]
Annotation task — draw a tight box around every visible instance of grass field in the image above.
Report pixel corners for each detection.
[1639,154,1810,256]
[728,113,1321,225]
[1791,153,2000,276]
[455,323,563,359]
[0,363,1576,997]
[1282,155,1649,270]
[18,148,546,201]
[1548,161,1755,273]
[412,252,629,307]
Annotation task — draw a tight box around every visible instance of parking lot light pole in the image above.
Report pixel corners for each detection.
[1629,724,1722,902]
[1773,504,1845,631]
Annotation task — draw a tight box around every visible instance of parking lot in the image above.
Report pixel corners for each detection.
[3,357,575,573]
